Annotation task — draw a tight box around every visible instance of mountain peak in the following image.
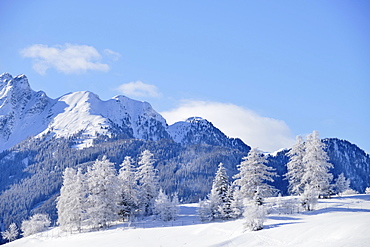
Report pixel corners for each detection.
[11,74,30,90]
[186,116,205,123]
[0,73,31,92]
[0,72,13,81]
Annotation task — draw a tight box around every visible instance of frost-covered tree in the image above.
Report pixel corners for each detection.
[209,163,232,219]
[171,192,180,219]
[229,186,243,219]
[1,223,18,242]
[86,156,120,228]
[334,173,350,196]
[285,136,306,195]
[301,184,318,211]
[365,187,370,195]
[233,148,277,200]
[21,214,50,237]
[243,201,265,231]
[57,167,86,232]
[301,131,333,198]
[219,185,234,219]
[198,199,213,221]
[198,163,233,221]
[153,189,178,221]
[136,150,159,216]
[118,156,139,221]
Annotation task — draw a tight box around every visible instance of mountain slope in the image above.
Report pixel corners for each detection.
[0,73,55,151]
[167,117,250,152]
[39,91,170,148]
[324,138,370,193]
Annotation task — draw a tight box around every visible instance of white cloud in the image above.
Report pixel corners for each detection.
[20,44,110,75]
[104,49,121,61]
[117,81,161,98]
[161,100,295,152]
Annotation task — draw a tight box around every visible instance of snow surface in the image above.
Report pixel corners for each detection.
[6,194,370,247]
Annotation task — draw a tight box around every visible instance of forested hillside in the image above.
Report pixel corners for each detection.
[0,132,369,243]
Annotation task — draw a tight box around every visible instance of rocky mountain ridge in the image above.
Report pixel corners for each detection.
[0,73,247,152]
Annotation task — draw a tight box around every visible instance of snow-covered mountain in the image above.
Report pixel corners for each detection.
[38,91,170,148]
[0,73,246,151]
[0,73,54,151]
[168,117,250,152]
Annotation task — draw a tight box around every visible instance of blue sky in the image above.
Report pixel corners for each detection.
[0,0,369,152]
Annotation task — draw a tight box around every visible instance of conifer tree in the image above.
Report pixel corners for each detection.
[86,156,120,228]
[136,150,159,216]
[334,173,350,195]
[209,163,232,219]
[118,156,139,221]
[243,187,266,231]
[233,148,277,200]
[301,131,333,198]
[285,135,306,195]
[229,186,243,219]
[198,199,213,221]
[21,214,50,237]
[153,189,178,221]
[1,223,18,242]
[57,167,86,232]
[301,184,318,211]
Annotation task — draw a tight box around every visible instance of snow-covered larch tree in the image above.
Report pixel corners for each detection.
[153,189,178,221]
[86,156,120,228]
[57,167,86,232]
[136,150,159,216]
[198,199,213,221]
[233,148,277,201]
[21,214,50,237]
[285,135,306,195]
[334,173,350,196]
[171,192,180,219]
[1,223,18,242]
[301,131,333,199]
[229,186,243,219]
[118,156,139,221]
[243,187,266,231]
[301,184,318,211]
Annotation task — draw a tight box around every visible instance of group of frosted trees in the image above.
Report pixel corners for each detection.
[56,150,178,232]
[1,214,51,243]
[2,130,356,240]
[200,131,346,231]
[286,131,351,210]
[199,147,276,231]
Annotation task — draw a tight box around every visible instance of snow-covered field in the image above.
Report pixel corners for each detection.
[6,194,370,247]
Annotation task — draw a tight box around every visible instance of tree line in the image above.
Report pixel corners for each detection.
[2,130,365,241]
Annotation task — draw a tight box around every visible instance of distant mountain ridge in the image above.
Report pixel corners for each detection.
[0,73,247,152]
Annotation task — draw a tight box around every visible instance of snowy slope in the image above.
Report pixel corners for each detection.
[6,194,370,247]
[38,92,169,148]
